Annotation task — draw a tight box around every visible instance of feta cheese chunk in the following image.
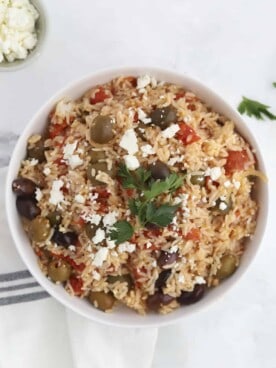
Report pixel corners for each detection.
[102,212,118,228]
[124,155,140,170]
[205,167,222,181]
[161,124,180,139]
[137,108,151,124]
[35,187,42,201]
[119,129,138,154]
[118,242,136,253]
[141,144,155,157]
[49,180,64,205]
[137,75,151,90]
[92,228,105,244]
[194,276,206,285]
[75,194,85,204]
[92,248,108,267]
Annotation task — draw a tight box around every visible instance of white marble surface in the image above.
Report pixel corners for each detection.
[1,0,276,366]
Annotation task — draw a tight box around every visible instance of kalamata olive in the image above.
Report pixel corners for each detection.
[155,269,172,289]
[29,217,51,243]
[157,251,178,268]
[89,150,106,163]
[145,222,160,231]
[149,160,171,180]
[211,197,232,214]
[85,223,98,239]
[16,197,41,220]
[150,105,177,129]
[177,284,206,305]
[52,230,78,247]
[47,259,71,282]
[216,254,237,280]
[12,177,37,197]
[88,291,115,311]
[90,115,114,144]
[47,211,62,227]
[146,292,174,311]
[107,274,133,289]
[27,140,46,163]
[190,174,206,186]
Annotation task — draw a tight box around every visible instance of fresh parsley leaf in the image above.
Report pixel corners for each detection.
[147,203,180,227]
[117,163,137,189]
[238,96,276,120]
[109,220,134,244]
[117,163,151,190]
[128,199,140,215]
[273,82,276,88]
[144,173,184,200]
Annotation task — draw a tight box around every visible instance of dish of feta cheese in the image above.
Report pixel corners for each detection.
[0,0,39,63]
[11,75,262,315]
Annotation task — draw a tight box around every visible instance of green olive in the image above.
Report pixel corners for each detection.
[190,174,206,186]
[85,223,98,239]
[150,105,177,130]
[27,140,46,163]
[29,217,51,243]
[216,254,238,280]
[88,291,115,311]
[47,211,62,227]
[47,259,72,282]
[87,162,116,186]
[90,115,114,144]
[107,274,133,289]
[149,160,171,180]
[89,150,107,163]
[212,197,232,214]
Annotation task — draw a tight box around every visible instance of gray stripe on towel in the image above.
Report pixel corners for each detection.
[0,282,39,292]
[0,270,32,282]
[0,291,49,306]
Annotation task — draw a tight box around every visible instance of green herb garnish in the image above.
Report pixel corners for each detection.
[117,163,151,190]
[136,201,180,227]
[144,172,184,200]
[109,220,134,244]
[238,96,276,120]
[273,82,276,88]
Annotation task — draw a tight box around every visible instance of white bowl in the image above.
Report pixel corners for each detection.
[5,67,269,328]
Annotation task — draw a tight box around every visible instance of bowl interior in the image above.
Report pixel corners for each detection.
[0,0,47,71]
[5,67,269,327]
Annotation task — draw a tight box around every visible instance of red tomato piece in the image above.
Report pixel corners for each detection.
[225,150,250,175]
[185,228,200,241]
[174,92,186,100]
[49,121,68,139]
[69,276,83,295]
[133,111,139,123]
[177,123,200,145]
[90,86,109,104]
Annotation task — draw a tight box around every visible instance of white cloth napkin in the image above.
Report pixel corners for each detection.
[0,168,157,368]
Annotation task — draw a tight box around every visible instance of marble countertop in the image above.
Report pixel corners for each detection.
[1,0,276,366]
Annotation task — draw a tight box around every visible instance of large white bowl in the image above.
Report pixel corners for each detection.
[5,67,269,327]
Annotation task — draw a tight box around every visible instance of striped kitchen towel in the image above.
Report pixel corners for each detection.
[0,167,157,368]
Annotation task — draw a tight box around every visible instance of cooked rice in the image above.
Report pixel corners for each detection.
[16,75,260,315]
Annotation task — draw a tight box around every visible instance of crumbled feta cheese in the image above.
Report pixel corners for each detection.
[106,238,116,249]
[68,154,83,169]
[63,141,77,159]
[43,167,51,176]
[184,115,192,123]
[0,0,39,63]
[137,75,151,90]
[124,155,140,170]
[118,242,136,253]
[81,213,101,225]
[205,167,222,181]
[92,270,101,281]
[29,158,38,166]
[102,212,118,228]
[35,187,42,201]
[68,245,76,252]
[178,275,185,283]
[152,260,157,267]
[173,196,182,205]
[167,155,184,166]
[219,202,228,211]
[194,276,206,284]
[233,180,241,190]
[146,242,152,249]
[224,180,231,188]
[119,129,138,154]
[161,124,180,139]
[73,194,84,204]
[49,180,64,205]
[141,144,155,157]
[169,245,179,253]
[92,228,105,244]
[92,248,108,267]
[137,108,151,124]
[55,100,73,117]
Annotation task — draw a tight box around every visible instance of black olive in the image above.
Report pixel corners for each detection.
[52,230,78,247]
[177,284,206,305]
[149,160,170,180]
[12,178,37,197]
[150,105,177,130]
[147,292,174,311]
[155,269,172,289]
[16,197,41,220]
[157,251,178,268]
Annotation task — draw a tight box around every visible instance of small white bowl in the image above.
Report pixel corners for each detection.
[0,0,47,72]
[5,67,269,327]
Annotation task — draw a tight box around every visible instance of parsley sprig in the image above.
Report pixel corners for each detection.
[110,163,185,244]
[238,96,276,120]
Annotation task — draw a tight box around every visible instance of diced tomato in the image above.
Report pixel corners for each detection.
[205,176,219,189]
[143,227,163,238]
[124,76,137,87]
[185,228,200,241]
[132,266,147,288]
[63,256,85,272]
[69,276,83,295]
[174,91,186,100]
[187,103,196,111]
[133,111,139,123]
[73,217,85,227]
[90,86,109,104]
[177,123,200,145]
[224,150,250,175]
[49,121,68,139]
[125,188,135,196]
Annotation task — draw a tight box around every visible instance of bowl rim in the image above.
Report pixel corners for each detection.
[5,66,269,327]
[0,0,48,72]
